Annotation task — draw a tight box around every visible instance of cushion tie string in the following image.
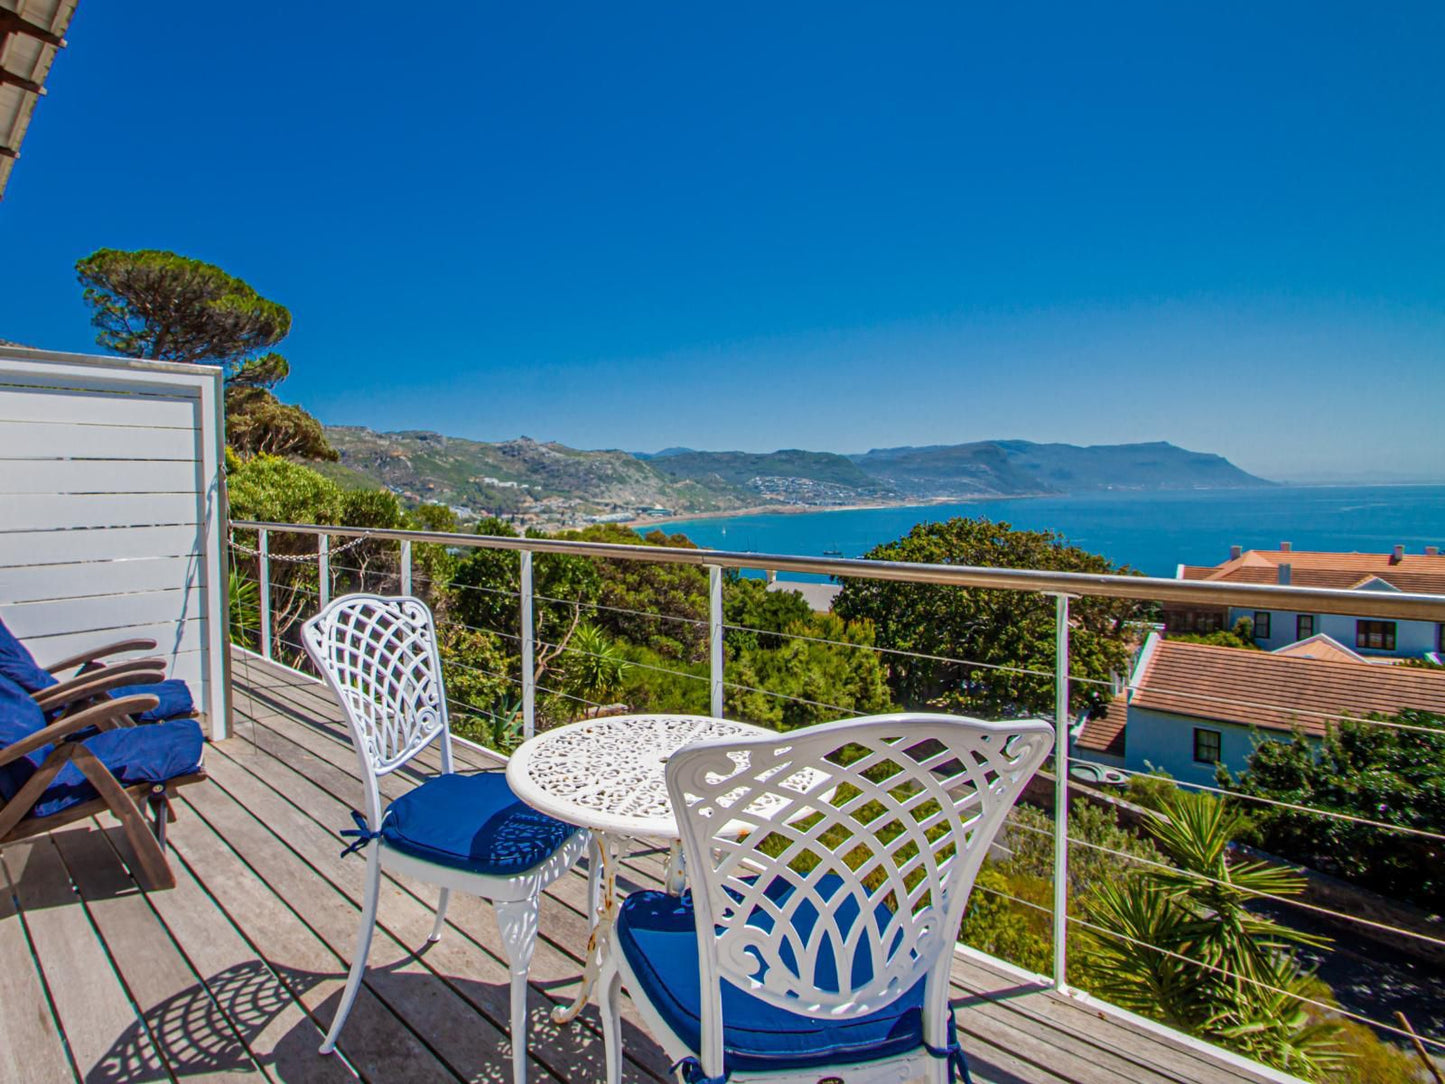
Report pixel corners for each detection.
[924,1012,974,1084]
[670,1056,729,1084]
[339,810,383,858]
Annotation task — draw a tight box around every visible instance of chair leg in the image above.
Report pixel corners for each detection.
[320,844,382,1055]
[148,787,169,849]
[495,897,539,1084]
[429,886,451,942]
[72,749,174,890]
[598,954,623,1084]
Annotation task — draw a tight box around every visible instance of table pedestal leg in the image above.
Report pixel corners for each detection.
[663,839,687,896]
[552,832,619,1025]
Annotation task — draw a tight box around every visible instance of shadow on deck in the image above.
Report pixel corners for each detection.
[0,649,1298,1084]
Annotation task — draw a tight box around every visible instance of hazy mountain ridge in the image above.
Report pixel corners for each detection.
[325,426,1270,527]
[850,440,1269,497]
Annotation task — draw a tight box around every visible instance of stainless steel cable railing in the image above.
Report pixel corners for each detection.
[228,518,1445,1069]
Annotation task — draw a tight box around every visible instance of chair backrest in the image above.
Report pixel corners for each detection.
[666,713,1051,1065]
[302,594,452,823]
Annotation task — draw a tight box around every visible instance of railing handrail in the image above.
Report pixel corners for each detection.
[230,519,1445,622]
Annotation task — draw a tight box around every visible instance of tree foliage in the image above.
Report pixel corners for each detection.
[556,524,709,660]
[225,385,339,461]
[77,248,335,461]
[77,249,291,367]
[1085,790,1342,1079]
[833,518,1140,716]
[1223,710,1445,907]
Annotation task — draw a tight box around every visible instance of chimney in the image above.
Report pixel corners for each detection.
[1428,546,1440,557]
[1280,541,1292,553]
[1391,544,1405,564]
[1229,545,1242,560]
[1277,563,1292,585]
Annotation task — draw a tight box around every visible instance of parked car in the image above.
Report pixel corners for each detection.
[1070,762,1128,787]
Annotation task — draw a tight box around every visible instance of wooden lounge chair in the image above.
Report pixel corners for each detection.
[0,673,206,890]
[0,614,196,724]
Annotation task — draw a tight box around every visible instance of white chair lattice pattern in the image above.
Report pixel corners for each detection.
[302,594,590,1084]
[601,713,1052,1084]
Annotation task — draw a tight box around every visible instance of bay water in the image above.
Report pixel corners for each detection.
[644,485,1445,578]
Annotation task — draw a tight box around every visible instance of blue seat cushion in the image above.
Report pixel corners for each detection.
[0,618,57,694]
[111,679,194,722]
[0,673,51,802]
[617,878,933,1073]
[26,718,205,820]
[380,772,578,876]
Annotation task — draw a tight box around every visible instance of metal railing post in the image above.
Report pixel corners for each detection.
[318,533,330,608]
[258,528,272,660]
[1052,592,1071,991]
[709,565,724,717]
[521,550,536,739]
[400,540,413,596]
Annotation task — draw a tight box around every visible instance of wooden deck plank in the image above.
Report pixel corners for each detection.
[194,740,577,1084]
[947,956,1264,1084]
[166,787,459,1084]
[50,825,263,1083]
[106,824,358,1084]
[206,724,672,1084]
[0,843,76,1084]
[4,836,170,1083]
[175,771,516,1084]
[223,651,1293,1084]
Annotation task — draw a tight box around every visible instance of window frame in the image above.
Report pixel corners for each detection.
[1355,620,1397,652]
[1193,727,1222,765]
[1296,614,1315,641]
[1252,611,1271,640]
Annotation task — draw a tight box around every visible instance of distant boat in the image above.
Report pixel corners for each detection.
[822,548,844,557]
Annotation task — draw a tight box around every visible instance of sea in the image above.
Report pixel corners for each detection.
[642,485,1445,579]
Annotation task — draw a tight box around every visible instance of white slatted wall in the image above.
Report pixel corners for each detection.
[0,347,229,736]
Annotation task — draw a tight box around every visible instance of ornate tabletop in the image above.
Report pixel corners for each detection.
[505,713,776,838]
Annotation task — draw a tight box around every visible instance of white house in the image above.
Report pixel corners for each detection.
[1074,631,1445,785]
[1165,544,1445,661]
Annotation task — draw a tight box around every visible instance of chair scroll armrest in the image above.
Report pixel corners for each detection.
[31,660,168,713]
[45,638,160,676]
[0,694,161,767]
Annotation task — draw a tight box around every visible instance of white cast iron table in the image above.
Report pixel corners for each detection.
[506,713,779,1024]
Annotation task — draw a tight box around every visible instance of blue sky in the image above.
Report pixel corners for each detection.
[2,3,1441,482]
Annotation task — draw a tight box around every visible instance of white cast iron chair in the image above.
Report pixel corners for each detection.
[599,713,1052,1084]
[302,594,591,1084]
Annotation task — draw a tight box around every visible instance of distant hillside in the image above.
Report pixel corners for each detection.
[850,440,1270,498]
[326,426,1269,527]
[325,427,749,522]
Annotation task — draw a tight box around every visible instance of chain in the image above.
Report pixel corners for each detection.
[228,532,374,564]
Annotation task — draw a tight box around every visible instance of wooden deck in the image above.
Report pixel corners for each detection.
[0,650,1297,1084]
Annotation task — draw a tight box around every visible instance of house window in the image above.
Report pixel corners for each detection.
[1193,728,1222,765]
[1297,615,1315,640]
[1253,612,1271,640]
[1356,620,1397,652]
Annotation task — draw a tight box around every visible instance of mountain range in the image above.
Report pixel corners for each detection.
[323,427,1271,528]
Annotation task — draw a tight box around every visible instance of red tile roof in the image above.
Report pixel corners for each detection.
[1076,697,1127,755]
[1130,639,1445,736]
[1270,635,1368,665]
[1179,548,1445,595]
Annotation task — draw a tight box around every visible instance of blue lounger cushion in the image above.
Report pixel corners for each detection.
[0,673,204,819]
[112,679,195,722]
[380,771,578,876]
[28,719,205,820]
[0,618,57,693]
[0,673,50,801]
[617,876,936,1073]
